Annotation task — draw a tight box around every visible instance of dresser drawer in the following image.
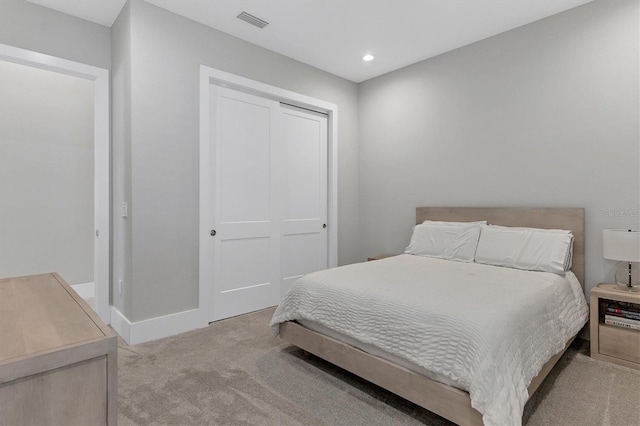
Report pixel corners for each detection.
[0,357,107,425]
[599,324,640,364]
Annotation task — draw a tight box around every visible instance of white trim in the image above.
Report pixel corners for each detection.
[199,65,339,324]
[328,107,339,269]
[204,68,338,113]
[110,306,131,344]
[110,306,206,345]
[199,68,212,327]
[0,44,111,325]
[71,282,95,300]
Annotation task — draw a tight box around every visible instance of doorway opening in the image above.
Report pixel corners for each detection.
[0,44,110,324]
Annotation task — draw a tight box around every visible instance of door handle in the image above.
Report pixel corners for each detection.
[323,224,326,229]
[210,229,216,236]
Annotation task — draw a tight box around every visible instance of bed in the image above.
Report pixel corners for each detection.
[271,207,587,426]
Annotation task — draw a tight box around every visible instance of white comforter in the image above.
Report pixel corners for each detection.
[271,254,588,426]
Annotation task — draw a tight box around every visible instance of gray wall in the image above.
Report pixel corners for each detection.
[111,1,133,316]
[0,0,110,69]
[358,0,640,296]
[0,60,94,284]
[114,0,359,321]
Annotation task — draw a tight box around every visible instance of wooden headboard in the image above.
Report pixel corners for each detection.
[416,207,585,288]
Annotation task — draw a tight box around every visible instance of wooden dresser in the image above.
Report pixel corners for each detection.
[0,273,117,425]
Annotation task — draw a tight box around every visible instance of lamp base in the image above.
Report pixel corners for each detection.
[615,262,640,291]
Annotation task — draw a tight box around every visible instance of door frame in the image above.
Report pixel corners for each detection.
[199,65,338,323]
[0,44,111,324]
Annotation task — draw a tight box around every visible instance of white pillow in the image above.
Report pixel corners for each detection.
[486,225,574,269]
[475,225,574,275]
[405,222,482,262]
[491,225,573,272]
[486,225,572,234]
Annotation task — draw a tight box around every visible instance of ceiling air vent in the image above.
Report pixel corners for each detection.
[236,11,269,29]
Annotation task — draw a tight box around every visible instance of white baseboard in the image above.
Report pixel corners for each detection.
[71,282,95,300]
[110,305,206,345]
[110,306,131,343]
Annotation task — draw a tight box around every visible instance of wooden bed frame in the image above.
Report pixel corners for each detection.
[279,207,585,426]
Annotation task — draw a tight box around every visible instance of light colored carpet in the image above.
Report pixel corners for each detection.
[118,308,640,426]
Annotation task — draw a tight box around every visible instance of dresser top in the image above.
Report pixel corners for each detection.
[0,273,109,362]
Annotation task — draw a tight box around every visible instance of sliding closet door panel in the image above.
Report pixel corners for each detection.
[282,233,322,284]
[219,96,270,223]
[280,106,328,296]
[218,239,271,291]
[218,222,270,240]
[210,86,280,321]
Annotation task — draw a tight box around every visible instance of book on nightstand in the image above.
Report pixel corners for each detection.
[605,314,640,330]
[606,304,640,320]
[604,302,640,330]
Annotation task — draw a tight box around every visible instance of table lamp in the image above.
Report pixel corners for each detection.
[602,229,640,290]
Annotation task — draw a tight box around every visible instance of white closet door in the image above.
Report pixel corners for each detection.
[210,86,281,321]
[280,105,328,296]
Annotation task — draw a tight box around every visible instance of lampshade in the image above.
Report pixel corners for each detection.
[602,229,640,262]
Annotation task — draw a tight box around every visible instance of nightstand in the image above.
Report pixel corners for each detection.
[367,254,396,261]
[590,283,640,370]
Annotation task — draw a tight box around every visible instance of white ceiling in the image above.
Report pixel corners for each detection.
[27,0,127,27]
[26,0,594,83]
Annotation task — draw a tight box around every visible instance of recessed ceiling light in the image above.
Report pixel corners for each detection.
[362,54,375,62]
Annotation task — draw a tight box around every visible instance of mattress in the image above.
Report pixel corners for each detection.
[271,254,588,426]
